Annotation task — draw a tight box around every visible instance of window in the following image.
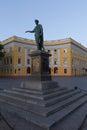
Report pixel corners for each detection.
[48,50,50,53]
[18,68,21,74]
[6,47,9,53]
[54,49,57,54]
[63,57,68,66]
[27,59,30,64]
[27,67,30,74]
[10,47,12,52]
[18,47,21,52]
[7,57,9,64]
[54,59,57,65]
[54,67,58,74]
[4,58,6,65]
[27,49,30,53]
[54,60,57,65]
[7,68,9,74]
[64,69,67,74]
[18,57,21,64]
[10,69,12,74]
[15,69,16,74]
[64,48,67,53]
[0,60,2,65]
[10,57,12,64]
[4,68,6,74]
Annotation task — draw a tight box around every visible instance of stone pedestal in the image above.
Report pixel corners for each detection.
[30,50,51,80]
[21,50,58,90]
[30,50,51,76]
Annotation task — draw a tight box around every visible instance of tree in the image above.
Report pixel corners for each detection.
[0,42,5,60]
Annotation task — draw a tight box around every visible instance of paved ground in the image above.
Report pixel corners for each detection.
[0,112,13,130]
[0,76,87,130]
[0,76,87,90]
[53,76,87,90]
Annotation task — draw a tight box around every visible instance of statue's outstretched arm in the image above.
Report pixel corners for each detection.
[25,28,35,33]
[25,30,34,33]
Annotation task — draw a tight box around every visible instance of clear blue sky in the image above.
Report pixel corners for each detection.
[0,0,87,46]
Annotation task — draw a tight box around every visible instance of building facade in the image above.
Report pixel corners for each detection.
[0,36,87,76]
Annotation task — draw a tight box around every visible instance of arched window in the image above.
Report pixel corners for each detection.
[54,67,58,74]
[27,67,31,74]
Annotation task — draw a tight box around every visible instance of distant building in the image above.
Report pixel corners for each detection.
[0,36,87,76]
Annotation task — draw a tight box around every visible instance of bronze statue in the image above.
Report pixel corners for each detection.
[25,19,45,51]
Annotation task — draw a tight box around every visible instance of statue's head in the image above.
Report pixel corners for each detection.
[35,19,39,24]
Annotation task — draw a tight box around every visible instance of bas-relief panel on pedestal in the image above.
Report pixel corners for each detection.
[32,56,40,73]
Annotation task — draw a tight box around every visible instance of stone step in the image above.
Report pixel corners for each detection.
[7,87,68,97]
[46,93,86,116]
[3,88,75,100]
[51,103,87,130]
[0,93,44,106]
[44,90,81,106]
[0,95,87,129]
[48,95,87,129]
[12,87,67,95]
[0,91,86,117]
[0,89,81,107]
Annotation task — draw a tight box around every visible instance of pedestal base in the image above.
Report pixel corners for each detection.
[21,80,58,91]
[21,50,59,90]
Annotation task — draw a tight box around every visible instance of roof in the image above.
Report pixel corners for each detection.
[1,35,87,51]
[1,36,35,45]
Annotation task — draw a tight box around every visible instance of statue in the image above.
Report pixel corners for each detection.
[25,19,45,51]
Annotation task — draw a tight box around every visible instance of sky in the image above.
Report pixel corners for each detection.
[0,0,87,47]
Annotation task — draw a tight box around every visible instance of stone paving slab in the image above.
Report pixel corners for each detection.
[0,112,13,130]
[79,115,87,130]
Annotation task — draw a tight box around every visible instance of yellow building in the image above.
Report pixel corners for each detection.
[0,36,87,76]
